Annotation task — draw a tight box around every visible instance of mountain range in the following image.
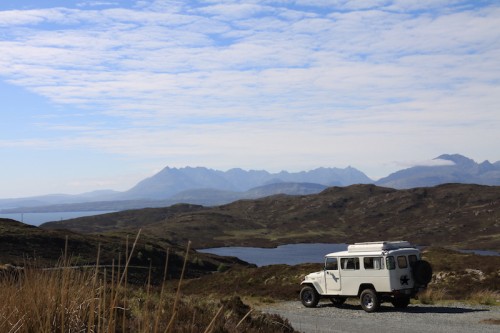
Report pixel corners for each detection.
[1,154,499,213]
[121,165,369,200]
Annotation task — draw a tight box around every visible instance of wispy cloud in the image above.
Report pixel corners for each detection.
[393,158,456,169]
[77,2,120,8]
[0,0,499,185]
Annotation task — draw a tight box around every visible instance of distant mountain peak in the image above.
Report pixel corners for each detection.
[435,154,474,166]
[377,153,500,189]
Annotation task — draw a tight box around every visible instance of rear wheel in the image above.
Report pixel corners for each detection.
[360,289,379,313]
[330,296,347,306]
[300,286,319,308]
[392,296,410,309]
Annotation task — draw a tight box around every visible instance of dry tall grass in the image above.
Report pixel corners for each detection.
[0,232,296,333]
[417,287,448,304]
[467,290,500,306]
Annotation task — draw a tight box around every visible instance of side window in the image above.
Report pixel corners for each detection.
[386,256,396,270]
[341,257,360,270]
[397,256,408,268]
[364,257,384,270]
[325,257,338,270]
[408,255,417,267]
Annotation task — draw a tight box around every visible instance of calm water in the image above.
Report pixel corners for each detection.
[198,243,348,266]
[458,249,500,256]
[0,211,115,226]
[199,243,500,266]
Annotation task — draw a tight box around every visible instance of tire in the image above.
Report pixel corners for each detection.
[360,289,379,313]
[391,296,410,309]
[330,296,347,306]
[300,285,320,308]
[412,260,433,285]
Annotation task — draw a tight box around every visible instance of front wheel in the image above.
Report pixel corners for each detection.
[360,289,379,313]
[300,285,319,308]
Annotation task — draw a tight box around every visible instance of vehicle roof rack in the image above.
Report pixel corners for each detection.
[347,241,413,252]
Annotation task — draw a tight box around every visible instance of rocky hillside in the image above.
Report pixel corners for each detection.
[41,184,500,251]
[0,218,250,279]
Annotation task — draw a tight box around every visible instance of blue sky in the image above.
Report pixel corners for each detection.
[0,0,499,198]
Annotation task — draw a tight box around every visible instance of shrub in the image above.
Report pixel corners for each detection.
[467,290,500,306]
[417,287,448,304]
[217,263,228,272]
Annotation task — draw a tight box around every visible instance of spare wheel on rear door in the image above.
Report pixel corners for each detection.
[412,260,432,285]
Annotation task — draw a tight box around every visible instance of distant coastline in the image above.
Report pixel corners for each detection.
[0,211,114,226]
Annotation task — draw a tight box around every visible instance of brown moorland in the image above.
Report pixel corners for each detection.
[0,231,297,333]
[0,218,250,281]
[42,184,500,251]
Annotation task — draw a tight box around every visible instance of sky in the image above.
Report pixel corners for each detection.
[0,0,499,199]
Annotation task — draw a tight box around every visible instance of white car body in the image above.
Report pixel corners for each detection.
[300,241,432,312]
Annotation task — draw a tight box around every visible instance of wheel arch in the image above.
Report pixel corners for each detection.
[358,283,376,296]
[301,282,321,294]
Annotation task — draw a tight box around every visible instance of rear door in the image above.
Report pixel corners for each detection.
[388,253,416,290]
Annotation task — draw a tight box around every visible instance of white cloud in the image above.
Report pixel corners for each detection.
[394,158,456,169]
[197,3,272,19]
[77,1,119,8]
[0,0,498,190]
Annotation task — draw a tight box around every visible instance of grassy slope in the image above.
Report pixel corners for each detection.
[42,184,500,251]
[0,218,251,280]
[0,239,297,333]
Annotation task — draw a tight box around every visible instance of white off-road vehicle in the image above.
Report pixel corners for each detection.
[300,241,432,312]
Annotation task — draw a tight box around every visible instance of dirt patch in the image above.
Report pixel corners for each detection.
[481,318,500,325]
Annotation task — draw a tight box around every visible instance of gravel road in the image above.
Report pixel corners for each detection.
[262,300,500,333]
